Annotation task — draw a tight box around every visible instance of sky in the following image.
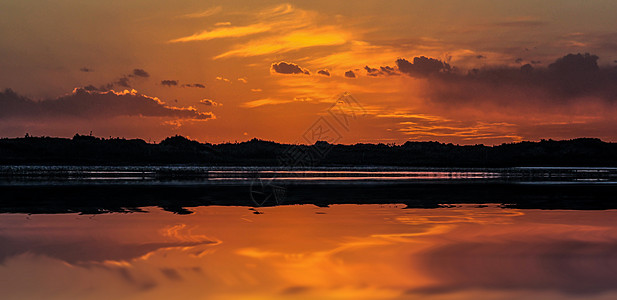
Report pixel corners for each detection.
[2,0,617,145]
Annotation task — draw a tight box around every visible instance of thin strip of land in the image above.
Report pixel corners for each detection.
[2,135,617,167]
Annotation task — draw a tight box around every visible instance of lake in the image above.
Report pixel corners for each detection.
[1,166,617,299]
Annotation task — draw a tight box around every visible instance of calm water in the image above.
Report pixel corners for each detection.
[2,166,617,299]
[2,166,617,185]
[2,204,617,300]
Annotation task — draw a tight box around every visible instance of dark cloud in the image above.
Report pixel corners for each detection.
[476,55,486,59]
[182,83,206,88]
[364,65,399,77]
[521,63,534,73]
[396,56,451,77]
[531,60,541,64]
[409,53,617,104]
[380,66,399,76]
[0,88,213,120]
[364,66,380,76]
[131,69,150,78]
[80,67,93,72]
[116,77,131,88]
[161,80,179,87]
[545,53,602,96]
[344,70,356,78]
[85,69,151,91]
[83,85,99,91]
[160,268,183,281]
[549,53,598,73]
[515,58,524,63]
[317,69,330,76]
[271,62,310,75]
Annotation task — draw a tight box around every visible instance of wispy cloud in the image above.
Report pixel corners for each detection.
[169,4,301,44]
[399,121,521,141]
[169,4,352,58]
[215,27,349,59]
[178,6,222,19]
[241,98,294,108]
[169,24,271,43]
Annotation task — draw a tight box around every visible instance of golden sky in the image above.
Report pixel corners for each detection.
[2,1,617,144]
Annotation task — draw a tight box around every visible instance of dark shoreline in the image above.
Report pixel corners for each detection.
[2,181,617,214]
[3,135,617,167]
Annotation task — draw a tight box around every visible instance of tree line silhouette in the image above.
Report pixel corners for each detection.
[1,134,616,166]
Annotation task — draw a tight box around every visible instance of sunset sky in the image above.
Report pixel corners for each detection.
[2,0,617,144]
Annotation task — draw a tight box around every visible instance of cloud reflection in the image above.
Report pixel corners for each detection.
[1,206,617,300]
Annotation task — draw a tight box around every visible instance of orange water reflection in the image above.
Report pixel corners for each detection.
[1,205,617,299]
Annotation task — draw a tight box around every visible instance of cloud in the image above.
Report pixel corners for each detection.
[317,69,330,76]
[170,3,298,45]
[178,6,222,19]
[199,99,221,106]
[241,98,294,108]
[364,65,399,77]
[83,85,99,91]
[112,77,129,88]
[80,67,93,72]
[169,24,271,43]
[258,3,294,17]
[271,62,310,75]
[0,88,213,120]
[344,70,356,78]
[86,69,151,91]
[171,4,351,59]
[419,53,617,103]
[161,80,179,87]
[215,76,230,82]
[131,69,150,78]
[396,56,451,77]
[347,53,617,143]
[364,66,380,76]
[181,83,205,88]
[398,119,520,141]
[214,27,349,59]
[237,77,247,83]
[380,66,399,76]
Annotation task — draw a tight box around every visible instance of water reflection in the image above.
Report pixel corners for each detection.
[1,205,617,299]
[3,166,617,185]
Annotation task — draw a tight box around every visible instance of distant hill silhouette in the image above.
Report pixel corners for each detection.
[1,134,617,166]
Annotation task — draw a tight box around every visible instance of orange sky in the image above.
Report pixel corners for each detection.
[2,1,617,144]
